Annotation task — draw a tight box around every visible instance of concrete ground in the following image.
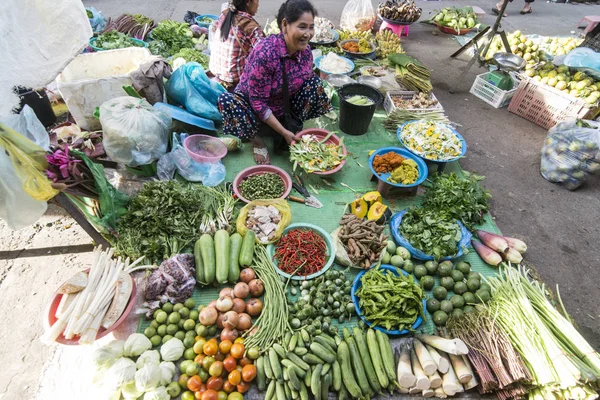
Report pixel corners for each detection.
[1,0,599,399]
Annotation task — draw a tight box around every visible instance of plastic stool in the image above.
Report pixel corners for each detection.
[578,16,600,34]
[379,20,409,37]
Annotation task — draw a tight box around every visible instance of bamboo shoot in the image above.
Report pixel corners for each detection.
[426,344,450,374]
[441,360,461,396]
[415,334,468,355]
[429,370,442,389]
[414,338,437,376]
[101,272,133,329]
[434,387,447,398]
[449,353,473,384]
[411,348,431,390]
[397,344,417,388]
[422,388,435,398]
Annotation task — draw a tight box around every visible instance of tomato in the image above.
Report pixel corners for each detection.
[227,393,244,400]
[195,354,206,364]
[181,391,195,400]
[214,351,225,362]
[179,374,190,389]
[230,343,245,359]
[223,356,237,373]
[198,368,210,383]
[209,361,224,377]
[194,339,207,354]
[239,357,252,367]
[235,365,243,374]
[234,337,245,344]
[227,370,242,386]
[246,346,260,360]
[202,356,216,371]
[206,376,224,391]
[203,340,219,356]
[201,389,219,400]
[222,381,235,394]
[236,381,251,394]
[187,375,203,392]
[217,391,228,400]
[219,339,233,354]
[241,364,257,382]
[195,391,203,400]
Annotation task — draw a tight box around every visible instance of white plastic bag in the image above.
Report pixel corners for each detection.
[340,0,376,32]
[100,97,171,167]
[1,105,50,151]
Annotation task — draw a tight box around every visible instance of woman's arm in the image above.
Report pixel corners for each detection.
[264,115,297,144]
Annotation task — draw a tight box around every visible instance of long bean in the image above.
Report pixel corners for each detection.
[243,245,292,351]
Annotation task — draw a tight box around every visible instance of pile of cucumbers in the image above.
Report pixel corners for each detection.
[255,327,399,400]
[193,230,256,286]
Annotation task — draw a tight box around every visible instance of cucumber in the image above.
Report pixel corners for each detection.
[316,334,337,350]
[299,382,309,400]
[294,347,308,356]
[302,354,325,365]
[193,238,205,284]
[337,341,362,398]
[284,381,292,399]
[304,366,312,387]
[239,230,256,266]
[199,234,215,284]
[282,360,306,378]
[286,352,310,371]
[276,381,286,400]
[366,329,389,388]
[289,333,298,351]
[314,336,336,353]
[256,356,267,391]
[288,366,302,390]
[264,351,273,380]
[321,372,331,400]
[311,364,323,398]
[214,230,230,284]
[346,336,372,396]
[269,348,282,381]
[228,233,243,282]
[266,380,276,400]
[338,383,348,400]
[353,327,382,393]
[309,342,336,364]
[332,360,342,391]
[376,329,397,383]
[273,343,287,359]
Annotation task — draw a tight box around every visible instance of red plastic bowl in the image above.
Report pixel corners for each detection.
[44,270,137,345]
[232,165,293,203]
[183,134,228,163]
[294,128,348,175]
[435,22,473,36]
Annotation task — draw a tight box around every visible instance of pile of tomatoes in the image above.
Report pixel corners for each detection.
[178,336,258,400]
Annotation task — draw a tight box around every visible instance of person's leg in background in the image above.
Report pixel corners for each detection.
[520,0,533,15]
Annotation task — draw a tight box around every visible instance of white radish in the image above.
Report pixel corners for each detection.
[426,344,450,374]
[413,338,437,376]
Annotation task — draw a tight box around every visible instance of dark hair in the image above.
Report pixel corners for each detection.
[220,0,248,41]
[276,0,317,30]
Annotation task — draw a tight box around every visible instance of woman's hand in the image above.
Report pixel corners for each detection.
[282,129,297,145]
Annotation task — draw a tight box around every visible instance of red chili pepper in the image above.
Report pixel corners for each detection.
[274,228,327,276]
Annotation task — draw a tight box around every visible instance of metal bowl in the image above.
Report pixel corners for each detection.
[325,74,356,89]
[357,75,383,90]
[492,52,526,71]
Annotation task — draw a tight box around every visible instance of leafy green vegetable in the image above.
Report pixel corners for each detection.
[421,171,490,231]
[150,20,194,56]
[400,207,462,260]
[170,48,209,70]
[148,40,170,58]
[95,31,143,50]
[131,13,154,25]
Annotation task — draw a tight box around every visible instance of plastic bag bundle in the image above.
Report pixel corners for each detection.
[541,118,600,190]
[236,199,292,244]
[165,62,225,121]
[86,7,107,33]
[1,105,50,151]
[564,47,600,80]
[99,96,171,167]
[340,0,376,32]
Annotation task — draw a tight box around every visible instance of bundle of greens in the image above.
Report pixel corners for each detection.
[114,181,237,263]
[388,53,432,93]
[148,40,170,58]
[383,108,449,131]
[150,20,194,56]
[422,172,491,231]
[95,31,143,50]
[400,207,462,260]
[170,48,209,70]
[102,13,156,40]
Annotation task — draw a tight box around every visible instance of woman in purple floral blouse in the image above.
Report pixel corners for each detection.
[218,0,332,164]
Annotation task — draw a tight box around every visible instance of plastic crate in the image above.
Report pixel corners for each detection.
[383,91,444,114]
[507,76,598,130]
[469,72,520,108]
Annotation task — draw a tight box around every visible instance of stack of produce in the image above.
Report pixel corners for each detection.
[244,204,283,243]
[391,92,439,109]
[471,230,527,267]
[338,212,389,268]
[149,20,196,57]
[239,172,285,201]
[338,29,374,43]
[485,30,545,65]
[526,63,600,105]
[274,227,328,277]
[286,269,355,332]
[377,0,422,23]
[541,35,582,56]
[389,53,432,93]
[290,133,347,173]
[94,31,145,50]
[102,13,157,40]
[170,48,209,69]
[396,334,475,397]
[376,30,404,59]
[431,7,478,33]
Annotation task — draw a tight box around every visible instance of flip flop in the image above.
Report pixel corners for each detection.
[520,9,532,14]
[253,146,270,165]
[491,7,508,17]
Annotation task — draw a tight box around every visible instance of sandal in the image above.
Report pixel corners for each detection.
[491,7,508,17]
[252,146,270,165]
[520,8,532,14]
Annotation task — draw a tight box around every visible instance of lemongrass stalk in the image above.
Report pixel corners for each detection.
[79,300,111,344]
[41,299,77,344]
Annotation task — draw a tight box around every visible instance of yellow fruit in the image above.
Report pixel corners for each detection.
[523,53,532,61]
[541,77,549,85]
[555,81,567,90]
[518,43,526,50]
[525,69,535,77]
[557,65,569,74]
[569,89,580,97]
[520,36,527,43]
[547,70,557,78]
[556,74,566,82]
[548,78,558,87]
[533,75,542,81]
[576,80,590,90]
[510,45,519,53]
[532,44,539,51]
[514,30,522,37]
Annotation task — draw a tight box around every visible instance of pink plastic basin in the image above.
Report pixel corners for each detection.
[183,134,228,163]
[294,128,348,175]
[233,165,293,203]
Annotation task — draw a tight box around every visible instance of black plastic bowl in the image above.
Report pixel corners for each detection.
[338,83,383,135]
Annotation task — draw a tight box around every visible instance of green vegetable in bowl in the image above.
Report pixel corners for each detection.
[95,31,143,50]
[400,207,462,260]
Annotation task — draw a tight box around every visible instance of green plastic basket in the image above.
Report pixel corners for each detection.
[88,37,148,52]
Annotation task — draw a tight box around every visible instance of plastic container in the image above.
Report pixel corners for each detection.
[266,223,336,281]
[13,87,56,127]
[340,39,377,60]
[44,270,137,345]
[368,147,428,187]
[294,128,348,175]
[338,83,383,135]
[88,37,148,52]
[390,209,472,261]
[195,14,219,29]
[383,90,444,114]
[351,265,425,335]
[56,47,152,130]
[232,165,293,203]
[397,120,467,163]
[183,134,227,163]
[470,72,520,109]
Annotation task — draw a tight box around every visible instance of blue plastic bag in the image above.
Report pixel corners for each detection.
[165,62,225,122]
[564,47,600,80]
[86,7,107,33]
[389,209,472,261]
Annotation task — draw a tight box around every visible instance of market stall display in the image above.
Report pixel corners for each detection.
[314,53,355,76]
[377,0,422,24]
[368,147,428,187]
[430,7,478,35]
[398,120,466,162]
[102,13,157,40]
[290,129,347,174]
[389,53,433,93]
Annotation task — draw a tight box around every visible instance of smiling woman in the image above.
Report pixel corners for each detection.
[217,0,333,165]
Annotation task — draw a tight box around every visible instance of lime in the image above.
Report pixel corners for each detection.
[150,320,159,329]
[184,298,196,309]
[157,324,167,337]
[162,302,174,313]
[468,271,481,280]
[183,336,195,348]
[196,324,209,337]
[433,310,448,326]
[433,286,447,301]
[185,361,199,375]
[184,347,196,360]
[189,310,199,322]
[166,324,179,336]
[247,347,260,360]
[439,260,454,271]
[421,276,435,291]
[166,382,181,398]
[155,310,168,324]
[382,252,391,264]
[390,255,404,268]
[403,260,414,273]
[440,276,455,291]
[414,265,427,279]
[185,329,196,337]
[227,392,244,400]
[451,308,464,319]
[207,325,217,337]
[467,278,481,292]
[480,283,492,293]
[450,294,465,309]
[144,326,156,338]
[168,312,181,324]
[386,240,397,255]
[173,303,184,312]
[426,298,441,313]
[396,246,410,259]
[463,305,475,313]
[153,309,161,319]
[476,289,491,303]
[184,319,196,331]
[456,261,471,275]
[463,292,476,304]
[162,334,173,344]
[440,300,453,313]
[175,331,186,341]
[150,335,162,347]
[450,270,464,282]
[178,319,185,329]
[424,261,438,275]
[438,264,453,277]
[179,307,190,319]
[454,282,468,295]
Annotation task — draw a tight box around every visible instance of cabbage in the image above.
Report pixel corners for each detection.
[124,333,152,357]
[136,350,160,369]
[159,361,176,385]
[159,337,184,362]
[122,381,144,399]
[143,386,169,400]
[93,340,124,371]
[135,364,162,392]
[105,357,136,391]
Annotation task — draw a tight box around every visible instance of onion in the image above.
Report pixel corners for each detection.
[233,282,250,299]
[240,268,256,283]
[208,300,217,309]
[232,298,246,314]
[199,306,218,326]
[246,298,263,317]
[220,287,234,298]
[216,295,233,312]
[222,311,239,329]
[237,313,252,331]
[248,279,264,297]
[220,327,239,342]
[216,312,225,329]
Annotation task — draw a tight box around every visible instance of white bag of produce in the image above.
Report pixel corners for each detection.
[540,118,600,190]
[340,0,376,32]
[100,96,171,167]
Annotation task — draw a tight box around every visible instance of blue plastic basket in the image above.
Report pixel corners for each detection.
[351,264,426,335]
[195,14,218,29]
[88,37,147,52]
[368,147,428,188]
[390,209,472,261]
[314,55,355,76]
[397,120,467,163]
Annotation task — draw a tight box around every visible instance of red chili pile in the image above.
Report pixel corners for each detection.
[274,228,327,276]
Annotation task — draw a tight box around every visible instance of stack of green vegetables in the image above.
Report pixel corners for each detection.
[170,48,209,70]
[149,20,195,57]
[430,7,478,33]
[95,31,144,50]
[388,53,433,93]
